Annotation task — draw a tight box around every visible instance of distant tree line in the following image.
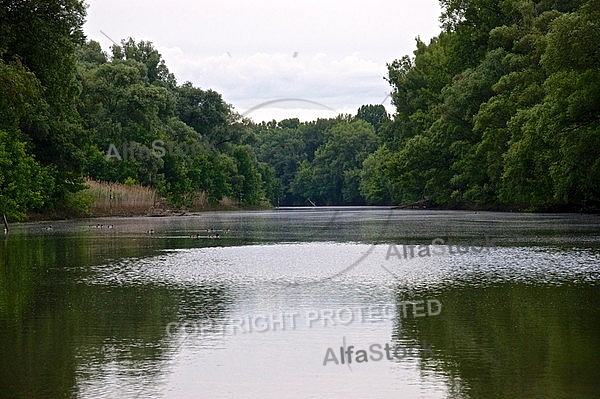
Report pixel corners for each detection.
[1,0,598,220]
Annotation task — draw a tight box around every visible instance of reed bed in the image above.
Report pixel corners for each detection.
[84,178,156,216]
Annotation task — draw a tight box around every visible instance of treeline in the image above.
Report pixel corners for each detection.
[252,107,388,206]
[366,0,600,211]
[213,0,600,210]
[1,0,599,221]
[0,0,278,220]
[77,39,272,208]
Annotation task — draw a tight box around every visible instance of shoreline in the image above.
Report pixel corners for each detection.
[20,205,599,224]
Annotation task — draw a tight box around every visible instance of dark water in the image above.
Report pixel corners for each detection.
[1,208,599,398]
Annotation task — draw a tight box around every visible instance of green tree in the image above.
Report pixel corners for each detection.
[119,38,176,87]
[254,125,306,204]
[1,0,88,208]
[0,55,54,219]
[380,0,597,211]
[232,146,263,205]
[355,104,390,133]
[293,120,379,205]
[360,145,393,205]
[0,130,53,221]
[175,82,235,148]
[258,163,283,206]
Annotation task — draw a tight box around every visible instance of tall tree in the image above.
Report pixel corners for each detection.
[355,104,390,133]
[1,0,88,207]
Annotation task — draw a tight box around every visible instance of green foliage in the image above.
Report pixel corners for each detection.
[1,0,597,215]
[0,51,54,219]
[76,38,267,208]
[290,120,379,205]
[120,38,176,87]
[258,163,283,206]
[360,145,393,205]
[0,130,54,221]
[254,124,306,204]
[355,104,390,133]
[231,146,263,205]
[124,177,138,186]
[380,0,599,211]
[64,189,94,216]
[1,0,88,202]
[175,82,234,147]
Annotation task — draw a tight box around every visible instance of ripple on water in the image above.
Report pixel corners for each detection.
[83,243,600,290]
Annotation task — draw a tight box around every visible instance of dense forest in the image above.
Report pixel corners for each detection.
[0,0,598,221]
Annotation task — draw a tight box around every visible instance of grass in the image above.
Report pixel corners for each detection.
[26,178,269,220]
[84,178,157,216]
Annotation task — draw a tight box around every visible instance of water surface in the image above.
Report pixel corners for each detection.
[1,208,599,398]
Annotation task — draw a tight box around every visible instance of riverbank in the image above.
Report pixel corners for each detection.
[24,178,271,222]
[19,179,598,224]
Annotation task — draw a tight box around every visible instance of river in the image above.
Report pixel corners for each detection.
[1,208,599,398]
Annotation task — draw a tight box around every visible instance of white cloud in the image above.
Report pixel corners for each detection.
[157,49,392,119]
[84,0,441,121]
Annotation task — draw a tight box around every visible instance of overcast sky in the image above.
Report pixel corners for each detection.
[83,0,442,122]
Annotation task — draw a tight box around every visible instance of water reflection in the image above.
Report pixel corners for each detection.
[0,209,599,398]
[395,283,600,398]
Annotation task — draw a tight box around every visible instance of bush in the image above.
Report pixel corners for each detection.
[64,189,94,216]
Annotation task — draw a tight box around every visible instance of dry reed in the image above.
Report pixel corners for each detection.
[84,178,156,216]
